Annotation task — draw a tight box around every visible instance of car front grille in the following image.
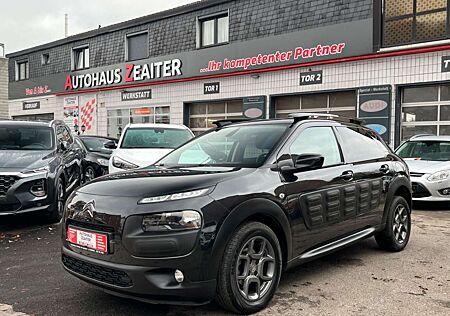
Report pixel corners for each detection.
[67,219,115,234]
[410,172,425,177]
[0,175,18,197]
[62,254,132,288]
[412,182,432,198]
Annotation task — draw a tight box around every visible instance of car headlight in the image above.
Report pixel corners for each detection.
[428,170,450,182]
[97,158,109,167]
[20,166,49,177]
[142,211,202,232]
[138,188,210,204]
[112,156,139,170]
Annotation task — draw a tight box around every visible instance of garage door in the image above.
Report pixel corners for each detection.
[188,100,243,135]
[274,90,356,119]
[401,85,450,140]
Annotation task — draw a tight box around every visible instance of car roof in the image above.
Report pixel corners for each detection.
[125,123,190,130]
[79,135,118,140]
[0,120,52,127]
[408,135,450,142]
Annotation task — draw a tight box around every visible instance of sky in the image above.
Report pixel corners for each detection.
[0,0,198,54]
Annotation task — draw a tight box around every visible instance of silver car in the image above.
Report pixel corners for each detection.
[395,135,450,202]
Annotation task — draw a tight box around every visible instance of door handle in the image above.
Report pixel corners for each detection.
[340,170,354,181]
[379,164,390,174]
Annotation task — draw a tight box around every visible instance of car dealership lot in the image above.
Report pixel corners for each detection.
[0,207,449,316]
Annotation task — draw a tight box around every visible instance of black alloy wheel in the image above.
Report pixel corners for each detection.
[375,196,411,252]
[216,222,282,314]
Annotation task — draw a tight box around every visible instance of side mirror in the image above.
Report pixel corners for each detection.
[104,140,117,149]
[280,154,324,174]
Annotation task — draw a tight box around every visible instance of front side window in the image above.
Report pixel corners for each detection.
[80,137,114,153]
[396,141,450,161]
[0,126,54,150]
[199,13,229,47]
[159,124,289,167]
[121,128,192,149]
[127,32,148,61]
[289,127,342,167]
[73,46,89,70]
[16,60,29,81]
[383,0,448,47]
[336,126,389,163]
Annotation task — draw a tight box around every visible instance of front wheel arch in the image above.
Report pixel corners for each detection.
[207,198,292,281]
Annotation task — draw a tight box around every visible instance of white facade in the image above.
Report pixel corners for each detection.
[9,47,450,147]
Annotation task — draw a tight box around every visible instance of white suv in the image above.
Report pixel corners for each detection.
[107,123,194,174]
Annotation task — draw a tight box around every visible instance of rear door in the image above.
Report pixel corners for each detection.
[335,125,393,229]
[278,123,357,257]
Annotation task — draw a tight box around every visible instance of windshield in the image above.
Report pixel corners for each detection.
[396,141,450,161]
[120,128,193,149]
[81,137,114,153]
[158,123,290,168]
[0,126,54,150]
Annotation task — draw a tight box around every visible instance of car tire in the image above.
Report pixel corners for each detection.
[215,222,282,314]
[84,166,96,183]
[46,177,65,223]
[375,196,411,252]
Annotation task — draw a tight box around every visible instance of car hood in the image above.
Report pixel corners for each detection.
[88,151,111,160]
[112,148,173,167]
[78,166,256,197]
[0,150,54,171]
[403,159,450,174]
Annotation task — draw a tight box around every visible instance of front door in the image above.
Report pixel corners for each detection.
[278,124,357,258]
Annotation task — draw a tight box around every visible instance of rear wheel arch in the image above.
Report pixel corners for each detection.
[207,198,292,280]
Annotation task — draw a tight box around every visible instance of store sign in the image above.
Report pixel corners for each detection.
[204,82,220,94]
[442,56,450,72]
[300,70,323,85]
[121,89,152,101]
[22,101,40,110]
[358,85,392,143]
[9,19,373,99]
[243,96,266,119]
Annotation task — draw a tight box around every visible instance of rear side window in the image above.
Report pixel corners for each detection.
[289,127,342,167]
[336,126,389,163]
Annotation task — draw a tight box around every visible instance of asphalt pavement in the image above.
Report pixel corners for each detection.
[1,203,449,316]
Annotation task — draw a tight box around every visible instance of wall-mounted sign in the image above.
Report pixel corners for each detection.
[358,85,392,143]
[243,96,266,119]
[22,101,40,110]
[300,70,323,86]
[121,89,152,101]
[442,56,450,72]
[63,96,79,131]
[204,82,220,94]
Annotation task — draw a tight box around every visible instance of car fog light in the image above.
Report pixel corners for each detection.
[174,269,184,283]
[441,188,450,195]
[30,179,46,197]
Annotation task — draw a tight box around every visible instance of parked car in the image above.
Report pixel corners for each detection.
[107,123,194,174]
[395,135,450,201]
[62,113,412,314]
[0,120,82,221]
[74,136,118,182]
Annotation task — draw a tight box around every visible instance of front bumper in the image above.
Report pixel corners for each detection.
[61,246,216,305]
[411,175,450,202]
[0,173,55,215]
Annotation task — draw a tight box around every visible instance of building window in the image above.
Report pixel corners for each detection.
[383,0,448,47]
[41,53,50,65]
[107,106,170,138]
[274,91,357,119]
[401,84,450,140]
[188,100,243,135]
[72,46,89,70]
[199,12,229,48]
[16,60,29,81]
[126,32,148,61]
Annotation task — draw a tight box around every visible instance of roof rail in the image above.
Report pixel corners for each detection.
[288,112,364,125]
[410,134,436,139]
[213,118,251,128]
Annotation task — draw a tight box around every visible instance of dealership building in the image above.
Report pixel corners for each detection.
[6,0,450,147]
